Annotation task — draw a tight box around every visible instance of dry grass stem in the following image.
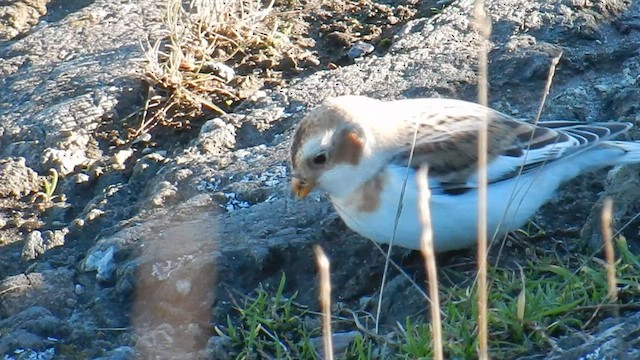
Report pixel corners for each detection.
[491,52,562,266]
[375,125,422,333]
[416,166,443,360]
[601,198,619,316]
[473,0,491,358]
[314,245,334,360]
[533,52,562,124]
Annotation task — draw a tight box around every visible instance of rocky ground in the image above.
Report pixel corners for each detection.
[1,0,640,358]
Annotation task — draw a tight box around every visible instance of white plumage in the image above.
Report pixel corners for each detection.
[290,95,640,251]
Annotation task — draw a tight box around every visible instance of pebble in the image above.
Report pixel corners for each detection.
[74,284,85,295]
[347,41,375,60]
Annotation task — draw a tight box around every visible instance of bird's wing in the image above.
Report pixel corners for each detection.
[387,99,631,189]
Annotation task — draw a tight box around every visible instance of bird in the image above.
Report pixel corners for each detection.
[289,95,640,252]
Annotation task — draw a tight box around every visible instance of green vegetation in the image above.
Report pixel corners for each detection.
[215,274,319,359]
[216,238,640,359]
[31,168,62,211]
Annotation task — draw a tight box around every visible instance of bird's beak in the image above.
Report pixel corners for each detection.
[291,177,314,200]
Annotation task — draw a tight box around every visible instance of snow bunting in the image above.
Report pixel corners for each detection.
[290,95,640,252]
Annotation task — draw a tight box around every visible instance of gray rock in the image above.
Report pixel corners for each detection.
[0,329,49,354]
[0,307,65,356]
[0,269,76,318]
[547,312,640,359]
[205,335,233,360]
[347,41,375,60]
[0,0,162,174]
[310,331,360,358]
[21,228,68,261]
[581,165,640,248]
[18,315,68,339]
[203,61,235,82]
[82,245,116,284]
[0,158,40,198]
[0,306,52,329]
[195,117,237,154]
[94,346,137,360]
[0,0,49,42]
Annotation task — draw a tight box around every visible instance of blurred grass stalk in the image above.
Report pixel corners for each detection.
[473,0,490,357]
[315,246,334,360]
[601,198,619,317]
[416,166,443,360]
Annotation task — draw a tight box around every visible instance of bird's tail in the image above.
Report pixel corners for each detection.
[602,141,640,165]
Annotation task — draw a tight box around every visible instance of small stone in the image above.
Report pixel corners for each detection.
[74,284,84,295]
[86,208,105,221]
[277,55,298,71]
[175,279,192,295]
[112,149,134,170]
[71,218,85,228]
[82,245,116,284]
[311,331,359,357]
[326,31,352,48]
[250,90,268,101]
[0,158,40,198]
[65,298,76,307]
[202,61,235,82]
[75,173,90,184]
[347,41,375,60]
[131,132,152,145]
[42,148,89,175]
[196,118,236,154]
[21,229,68,261]
[302,55,321,67]
[206,336,233,360]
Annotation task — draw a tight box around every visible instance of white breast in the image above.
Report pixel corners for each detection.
[330,164,567,251]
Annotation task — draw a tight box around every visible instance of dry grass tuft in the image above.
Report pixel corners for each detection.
[138,0,291,138]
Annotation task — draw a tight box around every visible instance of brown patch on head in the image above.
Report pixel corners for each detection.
[332,129,364,165]
[353,171,385,212]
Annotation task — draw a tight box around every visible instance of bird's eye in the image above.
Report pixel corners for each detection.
[312,152,327,165]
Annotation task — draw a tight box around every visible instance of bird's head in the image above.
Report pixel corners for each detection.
[289,96,385,200]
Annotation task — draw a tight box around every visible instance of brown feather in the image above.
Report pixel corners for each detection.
[349,171,386,212]
[332,130,364,165]
[391,110,525,182]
